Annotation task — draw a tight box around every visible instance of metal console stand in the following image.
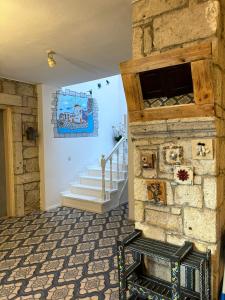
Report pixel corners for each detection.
[117,230,211,300]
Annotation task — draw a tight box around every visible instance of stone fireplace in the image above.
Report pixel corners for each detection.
[121,0,225,298]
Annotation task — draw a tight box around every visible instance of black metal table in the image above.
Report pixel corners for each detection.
[117,230,211,300]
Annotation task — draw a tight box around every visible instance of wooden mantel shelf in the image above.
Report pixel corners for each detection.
[120,42,215,123]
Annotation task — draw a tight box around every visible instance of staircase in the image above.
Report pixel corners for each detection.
[61,137,128,213]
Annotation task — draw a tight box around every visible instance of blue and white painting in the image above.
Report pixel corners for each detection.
[54,90,98,137]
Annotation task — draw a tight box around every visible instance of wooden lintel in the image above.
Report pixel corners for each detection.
[120,42,212,74]
[129,104,214,123]
[191,60,214,105]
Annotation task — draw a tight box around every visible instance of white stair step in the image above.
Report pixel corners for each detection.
[87,167,127,179]
[61,192,98,202]
[70,183,117,198]
[61,192,110,213]
[80,175,124,188]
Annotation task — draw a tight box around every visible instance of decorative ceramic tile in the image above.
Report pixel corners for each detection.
[163,145,183,165]
[47,284,75,299]
[80,275,105,294]
[83,233,100,241]
[99,237,116,247]
[103,229,118,238]
[104,287,119,300]
[174,165,193,185]
[0,204,133,299]
[58,267,83,282]
[68,254,90,266]
[192,139,213,160]
[0,283,22,300]
[8,266,36,281]
[140,152,156,169]
[94,248,113,260]
[61,236,79,247]
[146,180,167,205]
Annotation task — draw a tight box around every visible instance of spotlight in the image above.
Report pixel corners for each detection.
[47,50,56,68]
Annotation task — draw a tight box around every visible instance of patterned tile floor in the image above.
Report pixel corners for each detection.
[0,204,134,300]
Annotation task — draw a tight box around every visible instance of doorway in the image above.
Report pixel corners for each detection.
[0,110,7,217]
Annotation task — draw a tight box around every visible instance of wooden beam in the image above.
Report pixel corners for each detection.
[129,104,214,122]
[121,73,142,111]
[191,60,214,105]
[120,42,212,74]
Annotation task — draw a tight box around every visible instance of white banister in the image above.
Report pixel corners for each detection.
[110,157,113,190]
[101,155,106,200]
[100,136,128,201]
[117,148,119,180]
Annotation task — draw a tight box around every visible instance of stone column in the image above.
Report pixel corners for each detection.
[129,0,225,298]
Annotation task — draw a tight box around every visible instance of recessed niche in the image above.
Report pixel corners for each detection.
[139,63,194,108]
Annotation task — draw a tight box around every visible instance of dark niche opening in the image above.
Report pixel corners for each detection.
[139,63,194,108]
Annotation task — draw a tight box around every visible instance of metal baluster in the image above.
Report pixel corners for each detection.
[123,140,126,170]
[110,156,113,190]
[117,148,120,180]
[101,155,106,201]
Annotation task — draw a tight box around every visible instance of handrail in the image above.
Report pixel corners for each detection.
[100,136,127,201]
[104,136,126,162]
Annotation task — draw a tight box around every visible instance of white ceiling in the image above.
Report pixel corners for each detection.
[0,0,132,87]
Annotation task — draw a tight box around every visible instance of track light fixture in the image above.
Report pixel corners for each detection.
[47,50,56,68]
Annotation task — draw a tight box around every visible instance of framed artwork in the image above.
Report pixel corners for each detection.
[52,89,98,138]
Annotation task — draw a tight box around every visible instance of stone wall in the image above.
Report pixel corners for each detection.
[130,0,225,298]
[0,78,40,215]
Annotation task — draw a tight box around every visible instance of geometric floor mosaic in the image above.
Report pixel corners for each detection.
[0,204,134,299]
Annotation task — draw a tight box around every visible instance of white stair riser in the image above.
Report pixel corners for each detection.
[80,177,123,189]
[70,185,112,199]
[87,169,127,179]
[62,197,105,214]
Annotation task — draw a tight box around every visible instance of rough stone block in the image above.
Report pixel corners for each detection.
[132,26,143,59]
[12,107,33,115]
[15,172,40,184]
[24,158,39,173]
[23,147,38,159]
[13,142,23,174]
[171,207,182,215]
[15,184,24,216]
[203,177,217,209]
[153,1,219,49]
[143,26,153,55]
[134,201,145,222]
[135,221,166,241]
[166,234,185,246]
[194,175,202,185]
[16,83,34,97]
[12,113,22,142]
[25,189,40,210]
[27,96,37,108]
[24,182,39,191]
[2,80,16,95]
[132,0,187,23]
[175,185,203,208]
[183,207,217,243]
[145,209,182,232]
[192,159,217,175]
[22,115,36,122]
[134,178,147,201]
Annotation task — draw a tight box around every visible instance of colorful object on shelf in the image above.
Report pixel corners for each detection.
[174,165,193,185]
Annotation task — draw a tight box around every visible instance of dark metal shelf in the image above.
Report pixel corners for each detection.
[117,230,211,300]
